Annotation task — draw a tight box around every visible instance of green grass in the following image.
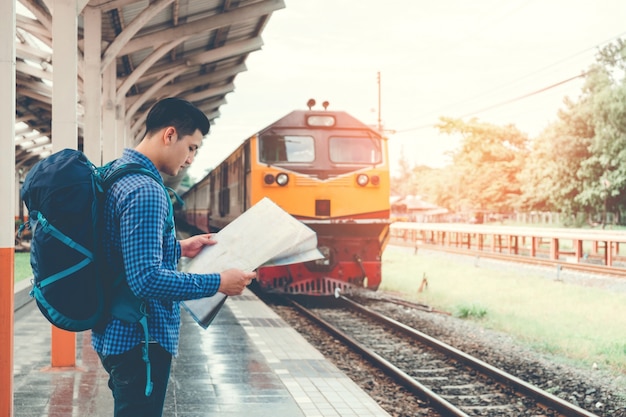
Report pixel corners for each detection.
[454,303,488,319]
[14,252,32,283]
[381,246,626,384]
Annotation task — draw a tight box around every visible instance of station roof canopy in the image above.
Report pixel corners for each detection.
[15,0,285,171]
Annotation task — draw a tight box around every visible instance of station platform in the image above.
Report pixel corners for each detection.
[12,286,391,417]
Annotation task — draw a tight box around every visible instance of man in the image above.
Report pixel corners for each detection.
[91,97,256,416]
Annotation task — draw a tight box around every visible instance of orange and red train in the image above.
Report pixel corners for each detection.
[179,102,391,295]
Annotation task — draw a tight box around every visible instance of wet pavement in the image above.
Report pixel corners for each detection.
[12,289,390,417]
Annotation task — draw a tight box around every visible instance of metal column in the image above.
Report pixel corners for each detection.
[51,0,79,368]
[83,5,103,163]
[0,1,16,414]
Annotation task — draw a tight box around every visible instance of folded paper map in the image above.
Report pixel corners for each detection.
[181,197,323,328]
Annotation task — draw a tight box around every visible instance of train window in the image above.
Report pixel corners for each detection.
[329,137,382,164]
[259,135,314,163]
[307,115,335,126]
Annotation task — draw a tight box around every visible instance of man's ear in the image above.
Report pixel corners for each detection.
[163,126,176,144]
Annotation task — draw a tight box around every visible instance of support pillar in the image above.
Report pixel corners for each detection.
[0,1,16,414]
[102,62,117,163]
[116,95,127,153]
[51,0,79,367]
[83,5,102,163]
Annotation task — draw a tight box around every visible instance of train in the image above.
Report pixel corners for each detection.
[178,100,391,295]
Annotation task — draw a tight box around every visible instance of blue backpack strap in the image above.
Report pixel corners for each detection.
[32,211,93,289]
[101,162,180,397]
[102,163,181,233]
[139,316,153,397]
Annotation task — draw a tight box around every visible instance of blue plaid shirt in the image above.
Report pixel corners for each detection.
[91,148,220,356]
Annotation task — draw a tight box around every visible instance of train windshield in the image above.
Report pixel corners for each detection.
[329,136,382,164]
[259,135,315,163]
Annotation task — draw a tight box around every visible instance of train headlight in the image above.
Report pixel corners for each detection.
[276,173,289,186]
[264,174,275,185]
[356,174,369,186]
[371,175,380,186]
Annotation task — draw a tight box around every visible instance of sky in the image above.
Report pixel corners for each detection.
[188,1,625,180]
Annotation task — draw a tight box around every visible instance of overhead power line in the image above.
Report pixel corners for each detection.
[395,71,589,134]
[456,72,587,119]
[395,32,626,134]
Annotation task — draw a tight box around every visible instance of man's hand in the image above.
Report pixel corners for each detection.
[218,269,256,296]
[179,234,216,258]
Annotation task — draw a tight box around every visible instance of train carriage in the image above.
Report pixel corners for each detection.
[180,102,391,295]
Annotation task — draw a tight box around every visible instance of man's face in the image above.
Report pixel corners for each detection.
[167,129,203,176]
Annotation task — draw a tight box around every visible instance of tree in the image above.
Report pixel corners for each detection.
[576,40,626,224]
[517,39,626,225]
[391,39,626,222]
[435,117,529,213]
[410,165,450,204]
[518,98,594,215]
[390,144,415,196]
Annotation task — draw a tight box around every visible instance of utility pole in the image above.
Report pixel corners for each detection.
[377,71,382,131]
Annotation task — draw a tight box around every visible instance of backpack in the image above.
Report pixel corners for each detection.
[19,148,178,397]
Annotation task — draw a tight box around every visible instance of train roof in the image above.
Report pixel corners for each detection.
[259,110,382,137]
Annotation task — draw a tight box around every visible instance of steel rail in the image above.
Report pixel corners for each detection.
[340,295,599,417]
[286,297,471,417]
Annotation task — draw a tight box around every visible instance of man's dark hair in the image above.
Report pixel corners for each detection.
[143,97,210,139]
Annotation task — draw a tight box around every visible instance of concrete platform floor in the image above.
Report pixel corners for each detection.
[12,289,391,417]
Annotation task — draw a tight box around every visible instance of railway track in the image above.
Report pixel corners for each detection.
[284,294,599,417]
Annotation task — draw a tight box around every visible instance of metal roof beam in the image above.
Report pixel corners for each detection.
[13,0,285,173]
[16,61,52,82]
[15,132,47,145]
[15,126,34,136]
[118,0,284,56]
[196,98,228,115]
[16,15,51,44]
[132,37,260,86]
[204,109,221,122]
[18,89,52,107]
[16,139,51,151]
[89,0,142,13]
[124,63,246,105]
[14,118,50,135]
[116,36,189,101]
[184,85,234,103]
[186,37,263,66]
[15,115,33,124]
[15,145,52,168]
[16,42,52,63]
[100,0,175,72]
[126,66,189,127]
[18,0,52,32]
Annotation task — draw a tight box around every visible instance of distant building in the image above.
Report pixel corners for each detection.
[390,195,448,222]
